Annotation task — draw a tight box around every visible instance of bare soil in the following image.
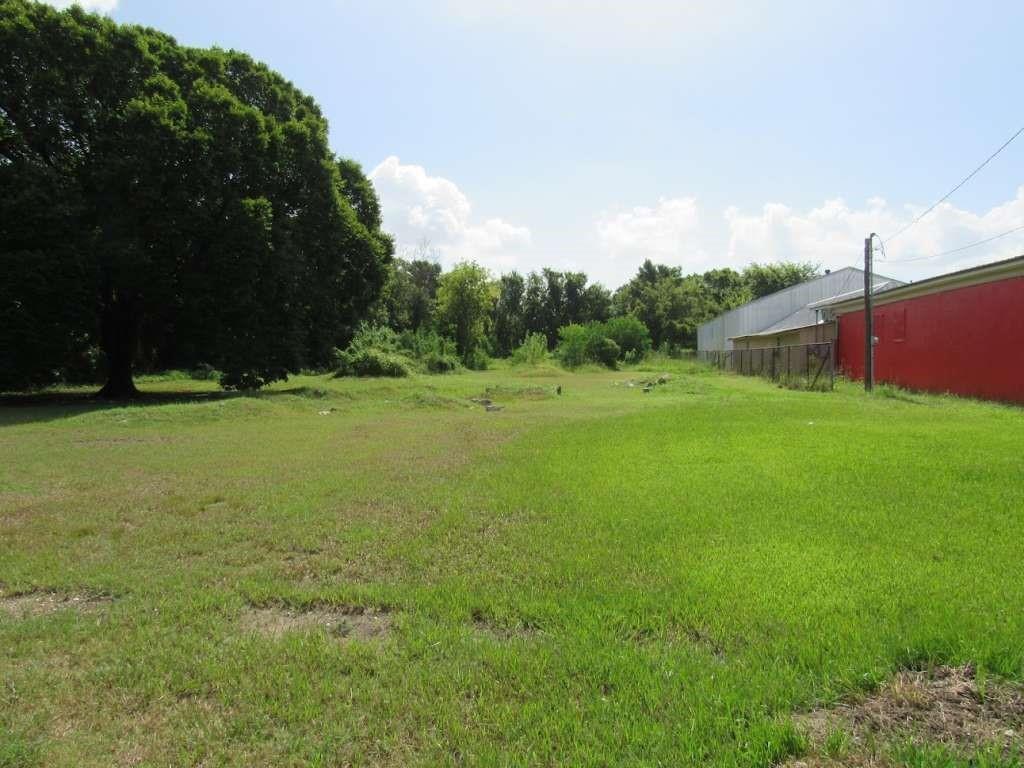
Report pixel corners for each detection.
[787,665,1024,766]
[240,604,392,642]
[0,591,111,618]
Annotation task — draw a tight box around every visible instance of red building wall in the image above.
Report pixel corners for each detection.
[836,275,1024,404]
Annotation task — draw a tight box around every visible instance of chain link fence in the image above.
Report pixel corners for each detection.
[698,342,834,391]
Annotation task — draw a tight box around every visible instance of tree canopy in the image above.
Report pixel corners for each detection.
[434,262,493,368]
[0,0,391,395]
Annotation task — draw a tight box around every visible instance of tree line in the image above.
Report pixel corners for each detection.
[364,255,818,368]
[0,1,817,394]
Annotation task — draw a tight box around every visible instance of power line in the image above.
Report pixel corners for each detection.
[879,223,1024,264]
[884,123,1024,244]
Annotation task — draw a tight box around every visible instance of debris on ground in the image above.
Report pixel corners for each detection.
[618,373,673,393]
[786,665,1024,766]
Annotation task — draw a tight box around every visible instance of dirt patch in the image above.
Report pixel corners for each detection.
[0,591,111,618]
[240,604,392,642]
[626,623,728,660]
[787,665,1024,766]
[470,608,540,641]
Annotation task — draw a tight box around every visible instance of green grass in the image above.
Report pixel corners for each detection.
[1,362,1022,766]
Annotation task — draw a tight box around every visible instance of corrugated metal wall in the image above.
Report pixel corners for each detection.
[697,268,888,351]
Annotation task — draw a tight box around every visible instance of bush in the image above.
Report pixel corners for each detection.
[555,324,592,368]
[591,337,620,368]
[510,332,549,366]
[190,362,221,381]
[398,328,461,374]
[334,347,412,378]
[555,323,619,369]
[603,315,651,358]
[464,347,490,370]
[422,349,460,373]
[333,324,459,377]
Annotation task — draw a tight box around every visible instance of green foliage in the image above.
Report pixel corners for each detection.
[743,261,820,299]
[555,323,619,369]
[590,336,620,368]
[332,324,459,377]
[189,363,222,382]
[0,0,391,395]
[492,271,527,357]
[334,347,412,378]
[510,332,550,366]
[332,324,411,377]
[398,328,461,373]
[602,315,652,358]
[372,247,442,332]
[612,260,818,350]
[435,262,494,367]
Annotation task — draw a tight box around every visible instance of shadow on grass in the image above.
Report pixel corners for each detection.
[0,386,323,426]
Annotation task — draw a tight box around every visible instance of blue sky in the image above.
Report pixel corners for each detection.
[58,0,1024,287]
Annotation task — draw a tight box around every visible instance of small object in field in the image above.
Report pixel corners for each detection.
[657,374,670,385]
[470,397,492,406]
[485,404,504,412]
[556,385,562,395]
[318,408,336,415]
[643,385,653,393]
[627,381,635,388]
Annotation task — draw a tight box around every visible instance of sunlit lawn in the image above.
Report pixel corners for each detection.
[2,361,1022,767]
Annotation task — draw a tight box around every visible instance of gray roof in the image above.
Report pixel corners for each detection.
[698,267,903,351]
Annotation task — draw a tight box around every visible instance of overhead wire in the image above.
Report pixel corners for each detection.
[876,223,1024,264]
[882,123,1024,244]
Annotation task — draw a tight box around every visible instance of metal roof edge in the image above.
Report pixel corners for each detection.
[728,321,823,340]
[697,266,899,330]
[823,254,1024,313]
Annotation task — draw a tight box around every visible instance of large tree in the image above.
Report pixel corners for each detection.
[492,271,526,357]
[0,1,391,396]
[434,262,493,366]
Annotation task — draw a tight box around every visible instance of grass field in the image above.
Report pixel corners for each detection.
[2,361,1023,767]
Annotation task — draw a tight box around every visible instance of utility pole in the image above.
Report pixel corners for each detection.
[863,235,875,392]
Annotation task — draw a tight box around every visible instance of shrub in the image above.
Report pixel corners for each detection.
[591,337,620,368]
[333,324,413,377]
[190,363,221,381]
[334,347,412,378]
[511,333,549,366]
[555,323,619,369]
[555,324,593,368]
[398,329,461,374]
[423,349,460,373]
[333,324,460,377]
[464,347,490,371]
[603,315,651,359]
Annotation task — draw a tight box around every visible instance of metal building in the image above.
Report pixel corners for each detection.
[824,255,1024,404]
[697,267,900,352]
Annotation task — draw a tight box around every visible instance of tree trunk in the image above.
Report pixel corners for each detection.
[97,293,141,399]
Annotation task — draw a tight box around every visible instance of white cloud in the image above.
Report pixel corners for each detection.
[369,156,531,273]
[723,191,1024,282]
[592,197,709,282]
[42,0,118,11]
[370,157,1024,289]
[594,190,1024,285]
